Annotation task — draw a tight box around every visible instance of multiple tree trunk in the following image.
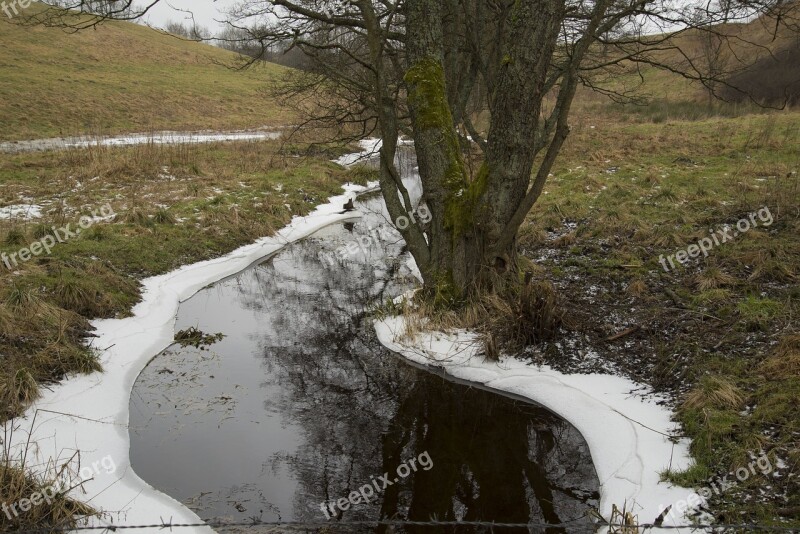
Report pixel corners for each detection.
[368,0,583,294]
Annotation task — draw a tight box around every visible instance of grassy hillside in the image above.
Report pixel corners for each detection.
[0,5,293,141]
[570,7,800,120]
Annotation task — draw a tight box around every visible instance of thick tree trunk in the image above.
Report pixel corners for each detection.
[404,0,466,291]
[480,0,566,263]
[402,0,566,296]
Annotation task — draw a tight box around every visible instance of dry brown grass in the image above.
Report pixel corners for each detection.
[760,335,800,379]
[0,4,294,141]
[1,440,97,532]
[626,278,648,296]
[694,266,739,290]
[683,376,746,411]
[519,225,548,247]
[553,231,577,247]
[0,288,96,420]
[399,276,564,359]
[0,369,40,418]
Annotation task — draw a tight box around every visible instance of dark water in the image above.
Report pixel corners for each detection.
[129,154,600,532]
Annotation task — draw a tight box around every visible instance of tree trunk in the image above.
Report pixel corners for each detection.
[401,0,566,296]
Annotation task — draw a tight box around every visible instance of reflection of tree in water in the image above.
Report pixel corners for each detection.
[381,376,599,534]
[227,229,599,532]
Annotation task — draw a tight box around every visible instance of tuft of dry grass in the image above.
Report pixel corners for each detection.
[518,225,548,247]
[0,369,40,419]
[1,440,97,532]
[760,335,800,379]
[153,208,176,225]
[483,332,500,361]
[3,228,26,246]
[514,279,563,345]
[626,278,648,296]
[683,376,746,411]
[553,231,577,247]
[0,283,99,420]
[121,208,154,227]
[694,266,738,290]
[399,276,564,358]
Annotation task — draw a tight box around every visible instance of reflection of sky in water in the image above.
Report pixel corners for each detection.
[130,150,599,531]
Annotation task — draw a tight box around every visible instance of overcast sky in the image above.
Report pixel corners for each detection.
[139,0,240,33]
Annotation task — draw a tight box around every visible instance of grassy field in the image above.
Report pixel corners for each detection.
[0,3,293,141]
[516,108,799,527]
[0,139,357,415]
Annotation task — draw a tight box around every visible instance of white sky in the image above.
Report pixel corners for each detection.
[138,0,240,33]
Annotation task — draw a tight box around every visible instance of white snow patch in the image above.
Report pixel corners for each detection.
[374,316,702,529]
[333,137,414,167]
[0,204,43,220]
[65,131,281,149]
[8,184,369,533]
[334,138,383,167]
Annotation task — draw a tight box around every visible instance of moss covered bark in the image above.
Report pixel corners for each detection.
[405,59,487,238]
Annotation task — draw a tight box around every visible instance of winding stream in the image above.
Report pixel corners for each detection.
[129,150,600,532]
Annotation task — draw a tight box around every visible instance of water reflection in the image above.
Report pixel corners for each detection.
[130,158,599,532]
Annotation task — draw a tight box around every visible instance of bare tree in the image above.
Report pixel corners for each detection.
[693,5,733,109]
[162,19,209,40]
[84,0,130,16]
[163,20,190,37]
[43,0,134,19]
[23,0,800,299]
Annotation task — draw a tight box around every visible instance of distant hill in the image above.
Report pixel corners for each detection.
[576,6,800,108]
[0,4,293,141]
[721,37,800,105]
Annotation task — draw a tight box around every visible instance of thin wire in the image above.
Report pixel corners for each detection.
[7,518,800,533]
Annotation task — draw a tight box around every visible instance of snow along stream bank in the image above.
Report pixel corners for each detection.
[374,315,702,530]
[7,184,368,533]
[0,129,282,154]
